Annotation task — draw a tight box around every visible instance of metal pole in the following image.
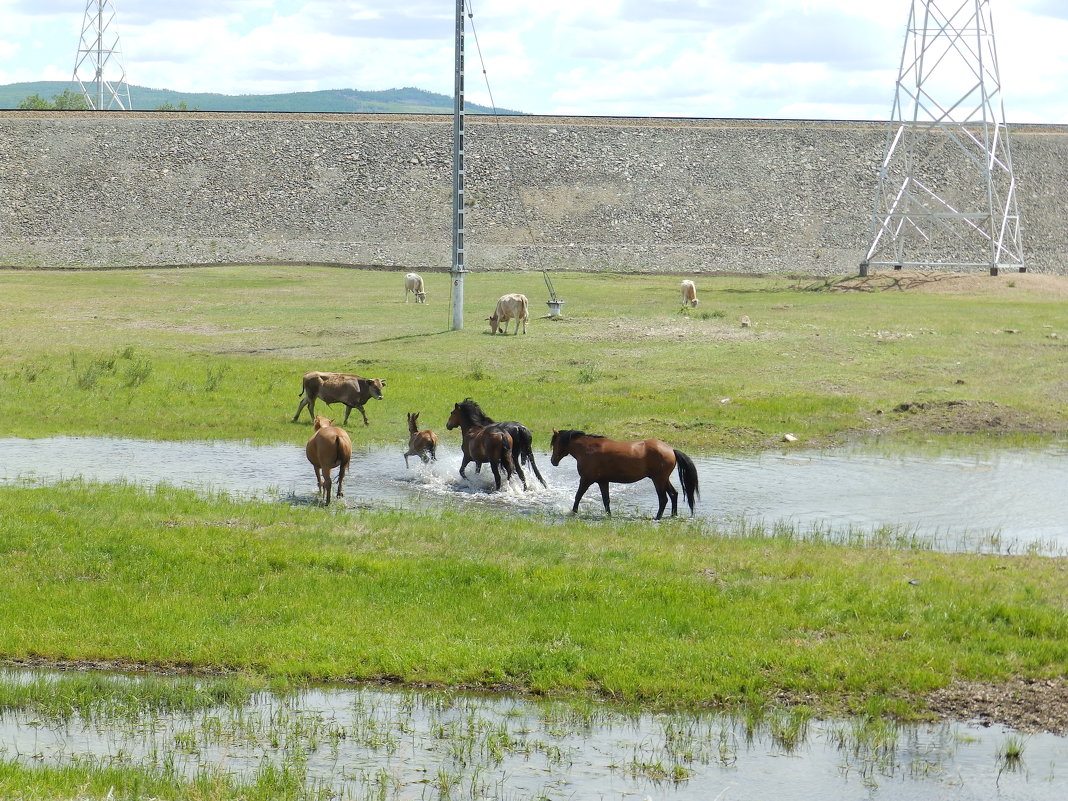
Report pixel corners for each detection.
[96,1,104,109]
[449,0,466,330]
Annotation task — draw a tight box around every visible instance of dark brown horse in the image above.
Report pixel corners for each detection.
[549,429,699,519]
[446,401,520,491]
[449,398,547,488]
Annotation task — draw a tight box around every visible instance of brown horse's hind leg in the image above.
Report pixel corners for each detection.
[490,461,503,490]
[336,462,347,499]
[598,482,611,516]
[322,467,333,505]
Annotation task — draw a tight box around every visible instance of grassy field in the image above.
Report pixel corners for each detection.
[1,267,1067,707]
[0,266,1065,450]
[1,265,1067,797]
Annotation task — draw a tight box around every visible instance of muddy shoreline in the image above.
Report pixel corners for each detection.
[5,656,1066,736]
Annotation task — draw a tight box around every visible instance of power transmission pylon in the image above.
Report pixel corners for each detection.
[73,0,132,110]
[861,0,1024,276]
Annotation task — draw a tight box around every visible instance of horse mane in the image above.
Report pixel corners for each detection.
[554,429,603,449]
[457,398,495,426]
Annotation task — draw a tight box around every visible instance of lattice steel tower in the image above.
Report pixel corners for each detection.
[861,0,1024,276]
[73,0,132,110]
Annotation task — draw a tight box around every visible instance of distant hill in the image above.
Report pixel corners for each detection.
[0,81,523,115]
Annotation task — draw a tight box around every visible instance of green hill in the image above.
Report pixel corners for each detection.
[0,81,523,115]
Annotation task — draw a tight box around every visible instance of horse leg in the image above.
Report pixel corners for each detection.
[459,454,471,478]
[490,461,503,490]
[323,467,333,505]
[314,465,324,498]
[572,478,594,513]
[599,482,612,516]
[336,461,347,498]
[666,482,679,517]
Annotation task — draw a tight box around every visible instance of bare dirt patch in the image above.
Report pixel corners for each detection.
[926,678,1068,734]
[872,399,1066,437]
[819,270,1068,298]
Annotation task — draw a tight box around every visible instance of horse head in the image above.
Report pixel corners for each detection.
[445,403,462,431]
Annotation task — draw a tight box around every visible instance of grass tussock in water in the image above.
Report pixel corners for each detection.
[2,482,1065,720]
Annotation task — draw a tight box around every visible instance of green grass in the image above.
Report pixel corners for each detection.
[0,266,1065,450]
[2,481,1066,717]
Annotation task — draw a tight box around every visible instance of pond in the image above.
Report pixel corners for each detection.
[2,436,1066,553]
[0,668,1064,801]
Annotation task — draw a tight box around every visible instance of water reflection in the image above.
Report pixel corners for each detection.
[0,669,1062,801]
[1,437,1066,553]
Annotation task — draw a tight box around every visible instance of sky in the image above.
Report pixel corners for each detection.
[1,0,1067,122]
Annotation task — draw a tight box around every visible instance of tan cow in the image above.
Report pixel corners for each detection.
[404,272,427,303]
[680,279,699,308]
[306,415,352,505]
[488,293,529,335]
[293,371,386,426]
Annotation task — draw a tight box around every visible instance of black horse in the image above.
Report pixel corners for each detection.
[447,399,547,489]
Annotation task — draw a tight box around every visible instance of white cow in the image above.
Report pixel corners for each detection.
[488,293,529,335]
[404,272,427,303]
[680,279,699,308]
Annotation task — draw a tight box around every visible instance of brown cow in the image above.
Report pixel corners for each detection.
[293,371,386,426]
[306,415,352,505]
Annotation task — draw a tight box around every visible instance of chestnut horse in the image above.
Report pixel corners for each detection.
[403,411,439,467]
[446,401,520,491]
[306,415,352,505]
[549,429,699,519]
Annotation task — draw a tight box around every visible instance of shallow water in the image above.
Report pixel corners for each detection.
[1,436,1066,553]
[0,669,1064,801]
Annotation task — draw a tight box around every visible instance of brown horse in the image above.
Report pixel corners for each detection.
[448,398,547,488]
[306,415,352,505]
[403,411,439,468]
[446,401,521,491]
[549,429,699,519]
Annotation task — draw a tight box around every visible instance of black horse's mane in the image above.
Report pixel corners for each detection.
[456,398,495,426]
[553,429,604,449]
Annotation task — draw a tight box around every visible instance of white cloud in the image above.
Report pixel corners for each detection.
[0,0,1064,122]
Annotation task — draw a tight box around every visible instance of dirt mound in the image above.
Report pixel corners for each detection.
[827,270,1068,298]
[926,678,1068,734]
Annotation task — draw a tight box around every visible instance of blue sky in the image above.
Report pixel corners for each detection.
[1,0,1066,122]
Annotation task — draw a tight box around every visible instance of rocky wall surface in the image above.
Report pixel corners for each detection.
[1,111,1065,274]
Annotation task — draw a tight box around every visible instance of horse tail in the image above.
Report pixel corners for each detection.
[673,450,700,516]
[512,424,547,487]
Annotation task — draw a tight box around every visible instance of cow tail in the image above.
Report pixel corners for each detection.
[673,450,700,516]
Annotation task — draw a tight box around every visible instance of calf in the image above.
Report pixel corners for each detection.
[404,272,427,303]
[293,371,386,426]
[680,279,699,308]
[488,293,529,335]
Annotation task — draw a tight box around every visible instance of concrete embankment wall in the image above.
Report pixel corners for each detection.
[2,111,1066,274]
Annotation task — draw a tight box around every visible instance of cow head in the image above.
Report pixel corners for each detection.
[362,377,386,400]
[488,314,500,334]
